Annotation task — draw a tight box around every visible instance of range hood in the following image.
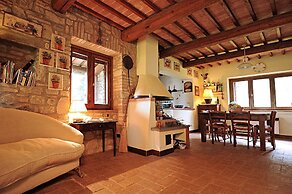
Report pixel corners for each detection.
[134,74,172,100]
[134,35,172,100]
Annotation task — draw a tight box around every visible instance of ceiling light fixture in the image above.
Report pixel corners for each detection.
[237,45,253,70]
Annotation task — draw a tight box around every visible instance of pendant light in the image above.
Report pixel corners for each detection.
[237,45,253,69]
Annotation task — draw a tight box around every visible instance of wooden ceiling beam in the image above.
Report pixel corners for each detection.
[151,33,174,47]
[94,0,135,25]
[221,0,240,27]
[183,39,292,67]
[188,15,210,36]
[244,36,253,47]
[160,12,292,58]
[52,0,77,13]
[276,27,282,41]
[74,2,125,30]
[260,32,267,44]
[161,27,185,43]
[229,40,239,50]
[116,0,147,19]
[217,44,228,52]
[121,0,220,42]
[167,0,177,5]
[245,0,257,21]
[174,21,197,40]
[142,0,161,12]
[203,8,224,31]
[270,0,277,16]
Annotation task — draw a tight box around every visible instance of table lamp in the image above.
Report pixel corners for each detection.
[203,89,214,104]
[69,101,88,123]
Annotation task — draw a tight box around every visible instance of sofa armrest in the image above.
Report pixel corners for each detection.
[0,108,83,144]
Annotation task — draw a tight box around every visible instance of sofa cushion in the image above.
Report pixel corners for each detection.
[0,138,84,189]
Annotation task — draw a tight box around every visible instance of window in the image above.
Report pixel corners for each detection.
[229,72,292,110]
[71,46,112,110]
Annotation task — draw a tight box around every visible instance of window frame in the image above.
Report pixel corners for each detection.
[71,46,113,110]
[229,72,292,110]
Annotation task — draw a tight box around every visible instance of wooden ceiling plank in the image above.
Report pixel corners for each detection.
[270,0,277,16]
[276,27,282,41]
[188,15,210,36]
[121,0,220,42]
[167,0,177,5]
[260,32,267,44]
[174,21,197,40]
[161,27,185,43]
[217,44,228,52]
[187,52,198,59]
[245,0,257,21]
[160,12,292,58]
[74,2,125,30]
[205,47,216,54]
[183,40,292,67]
[151,33,174,47]
[52,0,77,13]
[94,0,136,25]
[221,0,240,27]
[244,36,253,47]
[116,0,147,19]
[229,40,239,49]
[142,0,161,12]
[196,50,207,57]
[203,8,224,31]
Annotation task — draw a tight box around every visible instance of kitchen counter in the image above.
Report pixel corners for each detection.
[151,125,190,132]
[163,108,195,110]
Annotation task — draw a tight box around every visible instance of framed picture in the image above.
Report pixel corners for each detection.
[173,61,180,72]
[2,12,43,37]
[195,86,199,96]
[56,53,70,71]
[164,58,171,69]
[187,68,192,76]
[184,81,192,93]
[39,49,54,67]
[51,34,65,52]
[48,73,63,90]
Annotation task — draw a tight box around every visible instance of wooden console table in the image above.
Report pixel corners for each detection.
[70,120,117,156]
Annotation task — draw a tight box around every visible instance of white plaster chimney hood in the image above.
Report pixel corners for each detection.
[134,36,172,100]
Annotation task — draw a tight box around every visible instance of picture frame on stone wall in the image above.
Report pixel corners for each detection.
[39,49,55,67]
[48,73,63,90]
[2,12,43,37]
[56,53,70,71]
[51,34,65,52]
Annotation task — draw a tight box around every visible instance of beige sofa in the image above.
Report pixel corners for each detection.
[0,108,85,194]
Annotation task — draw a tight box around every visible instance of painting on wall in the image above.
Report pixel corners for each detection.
[48,73,63,90]
[39,49,54,67]
[173,61,180,72]
[51,34,65,52]
[164,58,171,69]
[2,12,43,37]
[184,81,192,93]
[187,68,192,76]
[56,53,70,71]
[195,86,199,96]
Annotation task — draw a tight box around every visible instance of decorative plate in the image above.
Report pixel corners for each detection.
[253,62,266,72]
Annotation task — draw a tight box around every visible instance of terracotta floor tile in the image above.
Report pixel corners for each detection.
[26,133,292,194]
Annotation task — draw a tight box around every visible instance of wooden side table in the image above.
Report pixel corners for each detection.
[70,121,117,156]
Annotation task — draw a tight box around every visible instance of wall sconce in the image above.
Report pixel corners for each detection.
[203,89,214,104]
[69,100,88,123]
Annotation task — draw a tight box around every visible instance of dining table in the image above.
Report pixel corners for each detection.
[199,111,270,151]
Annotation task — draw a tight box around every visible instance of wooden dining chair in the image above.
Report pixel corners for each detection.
[254,111,277,150]
[209,111,232,145]
[230,111,256,149]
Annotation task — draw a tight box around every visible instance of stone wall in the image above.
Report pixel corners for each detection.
[0,0,137,154]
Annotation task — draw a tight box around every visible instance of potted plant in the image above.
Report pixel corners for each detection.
[54,36,63,50]
[59,56,67,69]
[41,51,52,65]
[51,74,60,89]
[229,101,243,112]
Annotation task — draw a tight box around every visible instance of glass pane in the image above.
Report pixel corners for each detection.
[253,79,271,107]
[71,53,88,103]
[233,81,249,107]
[275,76,292,107]
[94,59,108,104]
